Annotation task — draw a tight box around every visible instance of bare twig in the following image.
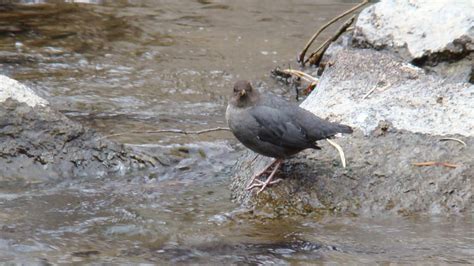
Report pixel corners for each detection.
[362,85,378,100]
[326,138,347,168]
[271,68,293,80]
[306,15,356,66]
[412,161,459,168]
[97,127,231,140]
[362,83,391,99]
[280,69,319,84]
[298,0,369,65]
[272,68,320,97]
[439,138,467,147]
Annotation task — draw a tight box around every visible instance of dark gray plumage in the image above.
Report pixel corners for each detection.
[226,80,352,193]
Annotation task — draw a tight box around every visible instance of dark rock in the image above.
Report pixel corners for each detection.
[0,98,158,181]
[230,130,473,216]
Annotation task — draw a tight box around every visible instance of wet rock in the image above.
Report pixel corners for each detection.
[353,0,473,82]
[231,130,473,216]
[0,75,158,181]
[231,50,472,215]
[230,2,473,215]
[231,48,473,216]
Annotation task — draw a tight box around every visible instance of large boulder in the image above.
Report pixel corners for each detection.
[0,75,158,182]
[353,0,473,82]
[230,48,473,216]
[229,0,473,216]
[302,48,474,137]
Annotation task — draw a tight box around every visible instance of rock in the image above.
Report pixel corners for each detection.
[354,0,473,60]
[301,48,474,137]
[230,47,473,216]
[231,130,472,216]
[0,75,158,181]
[353,0,473,82]
[0,75,48,107]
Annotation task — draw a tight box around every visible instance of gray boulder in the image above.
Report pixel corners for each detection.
[230,0,474,215]
[301,48,474,137]
[353,0,473,82]
[230,47,473,216]
[0,75,158,182]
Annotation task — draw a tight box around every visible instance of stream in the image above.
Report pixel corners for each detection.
[0,0,472,264]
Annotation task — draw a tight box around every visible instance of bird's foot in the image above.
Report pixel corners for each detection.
[247,178,282,194]
[245,159,278,189]
[246,159,283,194]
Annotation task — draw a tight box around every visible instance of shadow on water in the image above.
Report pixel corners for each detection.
[0,0,472,264]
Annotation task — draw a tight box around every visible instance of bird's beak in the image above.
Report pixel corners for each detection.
[240,90,246,96]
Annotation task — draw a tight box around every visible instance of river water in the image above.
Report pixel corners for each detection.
[0,0,472,264]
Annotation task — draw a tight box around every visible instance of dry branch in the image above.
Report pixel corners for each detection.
[412,161,459,168]
[306,15,356,66]
[298,0,369,66]
[98,127,231,140]
[439,138,467,147]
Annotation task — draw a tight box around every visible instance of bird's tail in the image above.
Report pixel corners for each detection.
[334,123,353,134]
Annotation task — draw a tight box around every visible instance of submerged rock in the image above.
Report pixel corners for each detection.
[229,1,473,216]
[0,75,158,181]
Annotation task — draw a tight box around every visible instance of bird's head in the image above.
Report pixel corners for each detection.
[231,80,258,107]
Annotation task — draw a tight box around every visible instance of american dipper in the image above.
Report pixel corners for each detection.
[226,80,352,194]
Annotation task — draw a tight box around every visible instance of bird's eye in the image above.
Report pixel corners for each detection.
[233,88,238,93]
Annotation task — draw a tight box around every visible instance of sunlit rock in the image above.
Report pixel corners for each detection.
[353,0,473,82]
[353,0,473,60]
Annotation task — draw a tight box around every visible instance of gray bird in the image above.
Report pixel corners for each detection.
[226,80,352,194]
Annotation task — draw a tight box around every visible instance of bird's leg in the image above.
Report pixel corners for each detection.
[245,159,278,189]
[246,159,283,194]
[256,160,283,194]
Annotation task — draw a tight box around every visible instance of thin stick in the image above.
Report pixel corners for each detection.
[362,83,391,99]
[306,15,356,66]
[298,0,369,65]
[97,127,231,140]
[326,138,347,168]
[439,138,467,147]
[362,85,378,99]
[280,69,319,85]
[412,161,459,168]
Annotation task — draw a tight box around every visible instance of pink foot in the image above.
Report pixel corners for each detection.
[246,159,283,194]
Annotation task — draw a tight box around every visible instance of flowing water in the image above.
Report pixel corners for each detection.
[0,0,472,264]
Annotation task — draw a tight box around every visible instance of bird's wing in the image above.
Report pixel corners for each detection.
[249,106,318,150]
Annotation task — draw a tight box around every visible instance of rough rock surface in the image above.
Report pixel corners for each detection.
[353,0,473,60]
[230,3,474,215]
[0,75,48,107]
[230,129,472,216]
[0,76,157,181]
[353,0,473,82]
[230,49,473,216]
[301,48,474,137]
